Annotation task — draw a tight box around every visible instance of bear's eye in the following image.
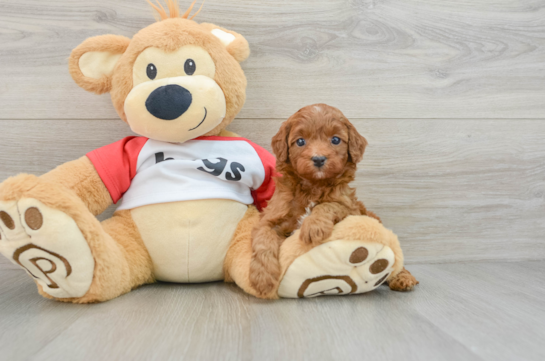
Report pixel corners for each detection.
[331,136,341,145]
[184,59,196,75]
[146,64,157,80]
[296,138,306,147]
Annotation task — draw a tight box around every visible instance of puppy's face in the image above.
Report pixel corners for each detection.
[287,115,350,180]
[272,104,368,181]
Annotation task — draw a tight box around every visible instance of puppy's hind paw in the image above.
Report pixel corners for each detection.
[388,268,419,292]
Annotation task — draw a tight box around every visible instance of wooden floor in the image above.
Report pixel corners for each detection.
[0,261,543,361]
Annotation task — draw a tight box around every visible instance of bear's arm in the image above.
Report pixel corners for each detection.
[39,136,147,216]
[40,156,112,216]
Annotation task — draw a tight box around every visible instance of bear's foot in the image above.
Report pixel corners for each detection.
[0,198,95,299]
[278,240,395,298]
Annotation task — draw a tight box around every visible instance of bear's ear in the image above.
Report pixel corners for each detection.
[200,23,250,63]
[69,34,131,94]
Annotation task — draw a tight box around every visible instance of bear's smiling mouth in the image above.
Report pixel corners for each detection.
[189,107,208,131]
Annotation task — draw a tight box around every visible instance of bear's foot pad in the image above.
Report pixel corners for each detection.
[0,198,94,298]
[278,240,395,298]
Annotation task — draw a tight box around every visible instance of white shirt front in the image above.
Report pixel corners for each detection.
[117,139,268,210]
[87,136,277,212]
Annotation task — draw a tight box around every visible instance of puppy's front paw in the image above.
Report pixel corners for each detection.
[249,256,280,299]
[300,217,334,245]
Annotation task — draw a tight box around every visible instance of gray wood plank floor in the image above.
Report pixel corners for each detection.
[0,261,543,361]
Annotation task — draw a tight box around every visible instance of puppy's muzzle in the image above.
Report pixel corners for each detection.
[312,156,327,168]
[145,84,193,120]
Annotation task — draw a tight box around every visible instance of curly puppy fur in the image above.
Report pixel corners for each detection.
[249,104,380,297]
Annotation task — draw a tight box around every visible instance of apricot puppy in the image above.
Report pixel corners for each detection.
[249,104,382,297]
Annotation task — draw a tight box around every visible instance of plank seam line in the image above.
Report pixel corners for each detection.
[2,118,545,121]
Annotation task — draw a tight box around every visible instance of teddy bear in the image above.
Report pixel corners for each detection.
[0,0,416,303]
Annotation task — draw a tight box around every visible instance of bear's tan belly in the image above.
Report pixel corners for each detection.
[130,199,248,283]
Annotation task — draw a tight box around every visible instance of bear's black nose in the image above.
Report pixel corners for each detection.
[145,84,192,120]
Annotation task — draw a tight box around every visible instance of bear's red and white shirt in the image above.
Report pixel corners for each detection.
[87,136,276,211]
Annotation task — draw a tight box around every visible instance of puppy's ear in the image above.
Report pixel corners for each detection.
[200,23,250,63]
[69,34,131,94]
[271,120,291,163]
[344,119,368,164]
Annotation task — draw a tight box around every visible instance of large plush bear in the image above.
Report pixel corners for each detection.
[0,1,416,303]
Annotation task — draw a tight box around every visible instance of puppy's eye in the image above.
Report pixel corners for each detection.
[331,136,341,145]
[184,59,196,75]
[296,138,306,147]
[147,64,157,80]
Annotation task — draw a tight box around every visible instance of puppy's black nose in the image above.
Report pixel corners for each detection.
[145,84,192,120]
[312,156,327,168]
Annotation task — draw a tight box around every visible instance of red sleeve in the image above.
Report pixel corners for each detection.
[86,137,148,204]
[247,142,279,212]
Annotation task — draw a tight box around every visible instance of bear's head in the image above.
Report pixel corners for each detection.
[69,0,249,143]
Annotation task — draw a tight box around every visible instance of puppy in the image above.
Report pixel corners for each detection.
[250,104,418,298]
[250,104,380,297]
